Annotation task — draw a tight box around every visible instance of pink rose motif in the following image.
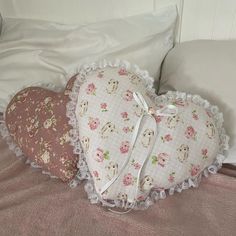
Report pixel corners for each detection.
[161,134,172,142]
[88,117,100,130]
[123,90,133,101]
[94,148,104,162]
[101,103,107,109]
[157,153,169,167]
[134,163,141,170]
[86,83,96,95]
[93,171,99,178]
[185,126,197,140]
[121,112,128,119]
[154,115,162,123]
[123,127,129,133]
[118,68,128,76]
[100,103,108,112]
[190,164,201,176]
[168,172,175,183]
[123,173,133,186]
[120,141,130,154]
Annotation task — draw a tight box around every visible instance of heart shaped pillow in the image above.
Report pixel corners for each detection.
[2,76,79,182]
[67,61,229,210]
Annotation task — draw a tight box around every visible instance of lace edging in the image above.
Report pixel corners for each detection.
[66,60,229,210]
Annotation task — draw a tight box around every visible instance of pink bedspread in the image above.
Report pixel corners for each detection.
[0,137,236,236]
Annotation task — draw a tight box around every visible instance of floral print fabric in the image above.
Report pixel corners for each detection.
[75,66,221,205]
[5,77,79,182]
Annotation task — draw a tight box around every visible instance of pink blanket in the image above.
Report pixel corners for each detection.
[0,137,235,236]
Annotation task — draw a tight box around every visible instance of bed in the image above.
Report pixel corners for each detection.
[0,0,236,235]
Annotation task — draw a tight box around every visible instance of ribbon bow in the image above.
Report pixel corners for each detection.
[100,92,178,213]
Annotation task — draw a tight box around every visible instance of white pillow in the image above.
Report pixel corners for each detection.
[160,40,236,164]
[0,12,2,35]
[0,6,177,111]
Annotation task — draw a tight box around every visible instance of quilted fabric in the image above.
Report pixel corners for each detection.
[68,62,228,209]
[4,76,79,182]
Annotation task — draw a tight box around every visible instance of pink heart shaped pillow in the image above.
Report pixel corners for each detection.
[3,76,79,182]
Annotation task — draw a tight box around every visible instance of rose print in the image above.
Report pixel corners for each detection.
[192,110,199,120]
[93,171,101,181]
[161,134,173,143]
[88,117,100,130]
[131,159,141,170]
[121,112,129,121]
[123,90,133,101]
[157,153,169,167]
[185,126,197,140]
[94,148,110,162]
[123,126,134,133]
[151,153,169,167]
[123,173,135,186]
[86,83,96,95]
[118,68,128,76]
[190,164,201,176]
[201,148,208,159]
[100,103,108,112]
[120,141,130,154]
[168,172,175,183]
[154,115,162,123]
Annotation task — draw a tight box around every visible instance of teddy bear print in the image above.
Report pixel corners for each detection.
[100,122,116,138]
[79,100,88,117]
[177,144,190,163]
[106,79,119,94]
[206,121,215,139]
[133,104,144,117]
[117,192,128,202]
[129,74,141,85]
[166,115,180,129]
[81,136,90,153]
[140,175,154,192]
[141,129,154,147]
[105,161,118,180]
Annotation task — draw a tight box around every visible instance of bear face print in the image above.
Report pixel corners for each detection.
[81,136,90,153]
[105,161,118,180]
[177,144,190,163]
[140,175,154,192]
[117,192,128,202]
[166,115,180,129]
[129,74,141,85]
[133,104,144,117]
[100,122,116,138]
[206,121,215,139]
[141,129,154,147]
[106,79,119,94]
[79,100,88,117]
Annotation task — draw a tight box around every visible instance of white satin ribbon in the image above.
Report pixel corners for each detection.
[100,92,178,212]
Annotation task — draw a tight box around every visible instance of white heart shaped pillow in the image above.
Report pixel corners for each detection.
[67,60,229,210]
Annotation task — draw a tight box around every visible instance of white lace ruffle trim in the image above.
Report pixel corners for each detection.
[66,59,230,210]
